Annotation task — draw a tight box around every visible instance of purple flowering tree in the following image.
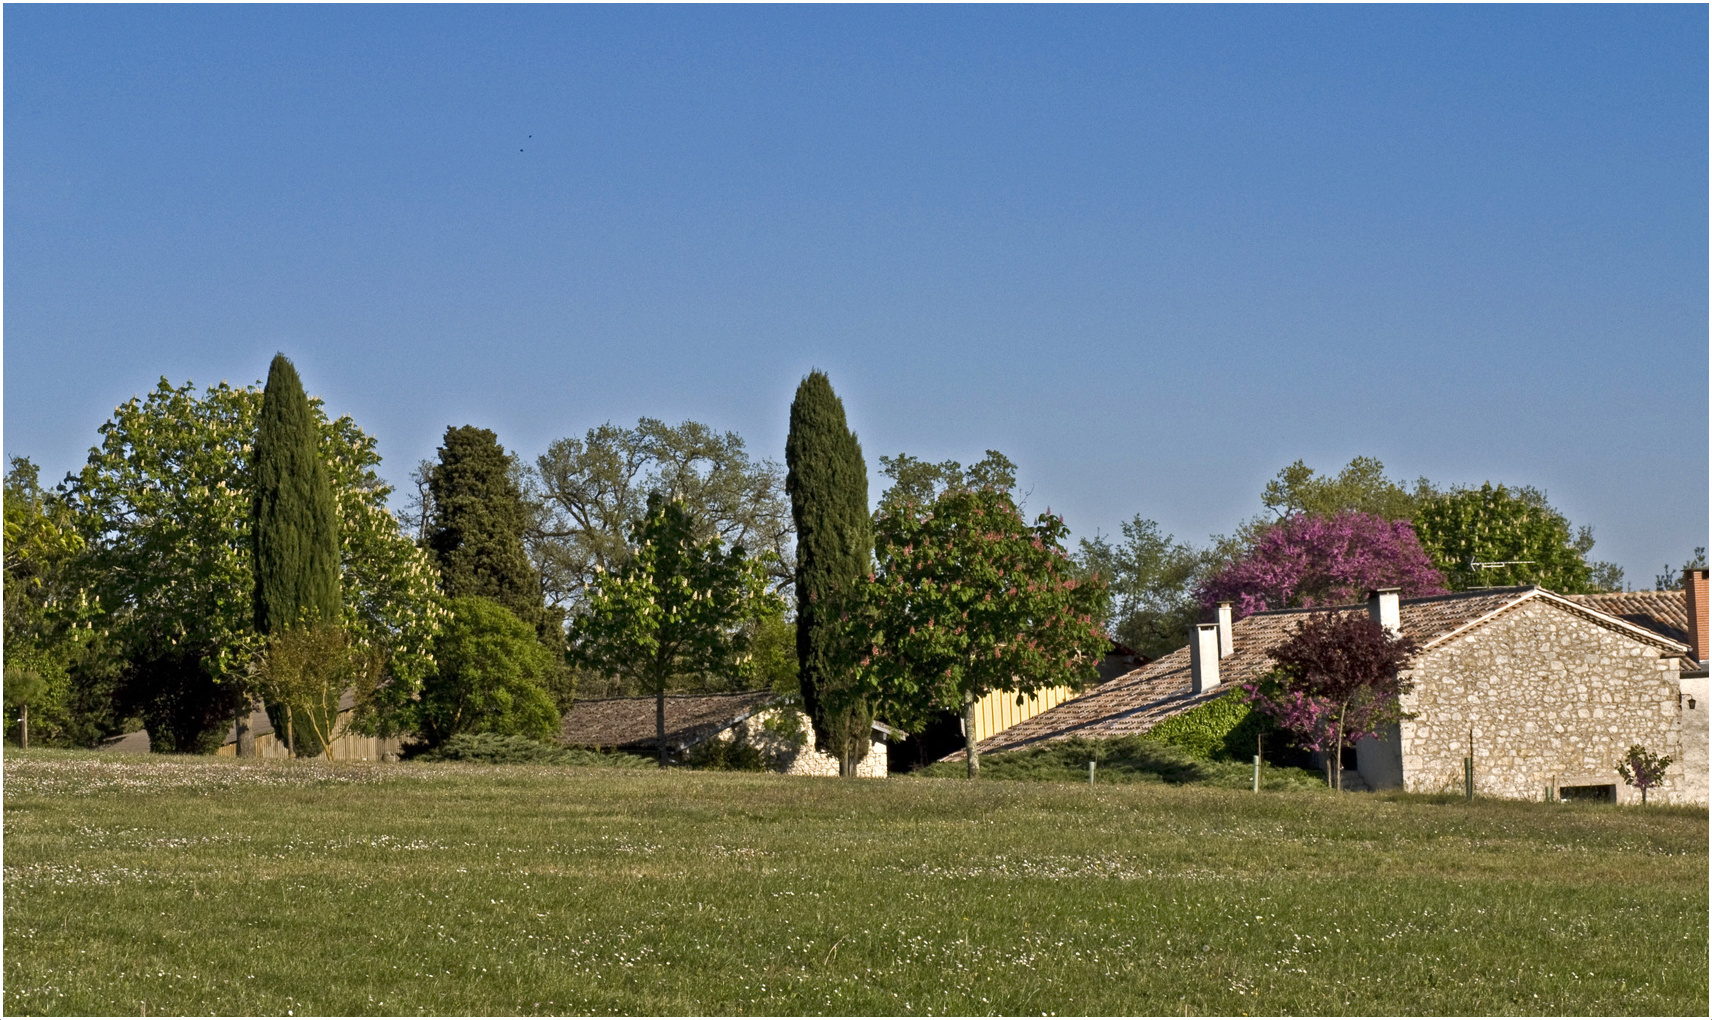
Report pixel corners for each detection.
[1615,745,1673,805]
[1243,612,1419,791]
[1200,511,1447,618]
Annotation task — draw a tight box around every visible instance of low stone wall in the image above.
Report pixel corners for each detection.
[1397,600,1695,803]
[714,706,887,778]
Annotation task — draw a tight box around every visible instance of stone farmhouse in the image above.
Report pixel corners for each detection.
[559,691,888,778]
[960,572,1709,805]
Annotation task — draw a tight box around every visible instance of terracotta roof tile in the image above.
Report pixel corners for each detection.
[1564,590,1690,646]
[559,690,779,752]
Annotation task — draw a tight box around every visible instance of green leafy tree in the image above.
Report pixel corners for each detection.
[747,611,802,697]
[427,425,569,708]
[858,487,1111,777]
[1412,483,1623,593]
[569,496,783,766]
[875,450,1018,515]
[1077,516,1211,659]
[415,597,561,746]
[64,378,443,751]
[1262,457,1435,523]
[252,355,341,634]
[3,458,105,746]
[4,661,49,748]
[531,418,793,613]
[248,624,382,758]
[786,371,875,773]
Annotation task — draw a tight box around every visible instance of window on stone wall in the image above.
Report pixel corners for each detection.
[1559,784,1616,803]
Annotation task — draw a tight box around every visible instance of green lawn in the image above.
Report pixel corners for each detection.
[3,751,1705,1016]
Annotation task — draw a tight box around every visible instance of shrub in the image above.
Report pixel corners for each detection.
[417,597,561,745]
[912,734,1325,790]
[413,732,650,767]
[683,737,768,772]
[1145,691,1267,762]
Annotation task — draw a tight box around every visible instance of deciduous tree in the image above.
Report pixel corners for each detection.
[531,418,792,613]
[875,450,1017,515]
[1413,483,1623,593]
[1262,457,1434,523]
[1615,744,1673,805]
[3,458,100,746]
[64,378,442,751]
[416,597,561,746]
[568,496,783,766]
[1243,612,1418,791]
[857,487,1110,777]
[1077,516,1210,659]
[248,624,381,758]
[1655,548,1708,592]
[1198,511,1447,618]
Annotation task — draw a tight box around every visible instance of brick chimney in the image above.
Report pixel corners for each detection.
[1685,568,1709,665]
[1189,623,1221,693]
[1367,587,1401,637]
[1216,601,1234,659]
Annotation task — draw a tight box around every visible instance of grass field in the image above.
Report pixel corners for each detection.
[3,751,1706,1016]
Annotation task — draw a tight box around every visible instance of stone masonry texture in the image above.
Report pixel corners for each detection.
[1399,600,1694,803]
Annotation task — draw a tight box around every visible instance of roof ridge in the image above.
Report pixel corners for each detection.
[569,690,777,705]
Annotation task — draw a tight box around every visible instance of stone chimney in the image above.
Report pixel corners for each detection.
[1685,568,1709,665]
[1216,602,1234,659]
[1367,587,1401,637]
[1189,623,1221,694]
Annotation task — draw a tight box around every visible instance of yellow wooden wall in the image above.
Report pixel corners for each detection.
[970,686,1077,744]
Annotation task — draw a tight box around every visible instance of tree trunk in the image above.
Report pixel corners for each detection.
[19,703,28,751]
[656,684,668,769]
[286,709,295,758]
[235,701,254,758]
[963,693,979,779]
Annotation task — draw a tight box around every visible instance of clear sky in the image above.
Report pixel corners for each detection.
[5,5,1707,584]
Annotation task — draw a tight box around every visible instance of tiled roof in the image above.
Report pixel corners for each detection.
[559,690,779,752]
[956,586,1688,760]
[1564,590,1691,646]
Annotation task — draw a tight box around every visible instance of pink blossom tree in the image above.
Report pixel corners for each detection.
[1199,511,1447,618]
[1243,611,1419,791]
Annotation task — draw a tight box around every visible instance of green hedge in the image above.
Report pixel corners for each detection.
[1145,690,1266,762]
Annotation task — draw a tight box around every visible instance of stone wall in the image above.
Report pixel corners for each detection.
[1395,600,1693,803]
[710,706,887,779]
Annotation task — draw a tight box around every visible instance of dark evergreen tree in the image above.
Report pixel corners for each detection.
[785,371,874,774]
[427,426,540,607]
[426,426,567,696]
[251,354,341,634]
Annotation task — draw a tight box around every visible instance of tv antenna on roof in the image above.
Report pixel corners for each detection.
[1466,559,1535,590]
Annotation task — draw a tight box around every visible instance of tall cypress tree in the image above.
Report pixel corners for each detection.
[252,354,341,635]
[785,371,873,774]
[426,426,562,656]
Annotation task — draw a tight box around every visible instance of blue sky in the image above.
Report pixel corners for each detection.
[5,5,1706,583]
